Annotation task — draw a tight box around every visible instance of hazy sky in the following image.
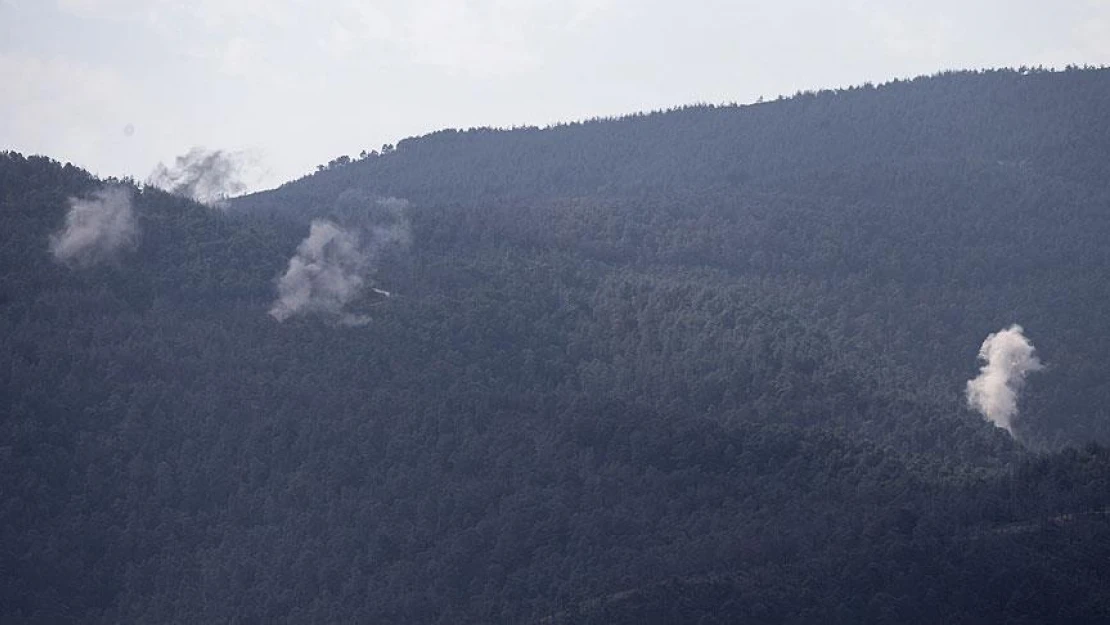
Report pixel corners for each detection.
[3,0,1109,191]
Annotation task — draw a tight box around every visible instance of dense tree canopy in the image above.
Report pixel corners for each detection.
[3,68,1110,623]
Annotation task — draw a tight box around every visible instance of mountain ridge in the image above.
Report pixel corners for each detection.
[3,67,1110,622]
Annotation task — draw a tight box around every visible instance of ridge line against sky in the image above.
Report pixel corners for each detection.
[2,0,1109,192]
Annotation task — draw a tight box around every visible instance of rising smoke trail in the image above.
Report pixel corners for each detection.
[966,324,1043,437]
[269,195,410,324]
[49,186,138,267]
[268,219,370,325]
[147,147,251,207]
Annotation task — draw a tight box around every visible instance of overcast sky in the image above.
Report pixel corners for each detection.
[2,0,1109,191]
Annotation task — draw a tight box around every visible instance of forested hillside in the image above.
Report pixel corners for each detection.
[4,68,1110,623]
[241,66,1110,448]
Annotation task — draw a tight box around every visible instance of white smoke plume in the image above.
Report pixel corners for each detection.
[966,324,1044,437]
[268,220,369,324]
[147,147,251,207]
[269,195,410,324]
[49,186,138,267]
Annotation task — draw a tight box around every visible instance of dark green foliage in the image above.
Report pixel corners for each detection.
[3,68,1110,623]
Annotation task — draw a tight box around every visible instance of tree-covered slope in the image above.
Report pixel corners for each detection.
[237,66,1110,448]
[241,67,1110,204]
[3,67,1110,623]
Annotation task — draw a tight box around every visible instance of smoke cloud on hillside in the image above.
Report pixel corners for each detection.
[147,147,251,207]
[269,194,410,324]
[49,185,138,267]
[966,324,1044,437]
